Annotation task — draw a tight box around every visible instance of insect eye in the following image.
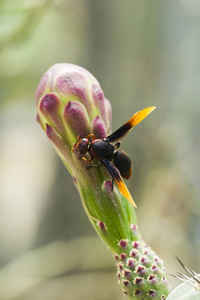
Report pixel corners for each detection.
[81,138,87,142]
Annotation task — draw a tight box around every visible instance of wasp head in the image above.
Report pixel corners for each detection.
[72,136,89,155]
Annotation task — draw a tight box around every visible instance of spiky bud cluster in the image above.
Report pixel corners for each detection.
[36,63,171,299]
[115,233,170,300]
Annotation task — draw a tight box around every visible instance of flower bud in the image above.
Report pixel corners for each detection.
[36,63,171,299]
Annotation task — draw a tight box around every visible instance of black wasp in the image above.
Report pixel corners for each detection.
[72,106,156,207]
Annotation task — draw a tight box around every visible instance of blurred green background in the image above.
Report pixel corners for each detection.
[1,0,200,299]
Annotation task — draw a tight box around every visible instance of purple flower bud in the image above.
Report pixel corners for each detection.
[105,98,112,134]
[98,221,106,231]
[120,253,127,261]
[148,289,157,298]
[114,254,119,261]
[63,101,90,138]
[127,258,137,270]
[36,71,50,106]
[102,180,113,194]
[118,239,128,249]
[45,124,72,166]
[39,93,66,138]
[132,241,141,250]
[134,290,143,297]
[122,279,130,288]
[129,249,140,258]
[148,274,158,286]
[123,268,132,279]
[36,63,112,167]
[36,63,171,300]
[136,265,147,277]
[90,116,107,139]
[91,84,109,127]
[55,71,90,110]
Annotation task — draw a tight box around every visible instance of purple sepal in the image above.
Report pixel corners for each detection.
[48,63,98,88]
[36,113,45,130]
[35,71,50,106]
[40,93,66,137]
[105,98,112,134]
[63,101,90,138]
[55,71,90,109]
[45,124,72,163]
[91,84,108,126]
[90,116,107,139]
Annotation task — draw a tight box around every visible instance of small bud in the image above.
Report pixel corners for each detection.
[136,265,147,277]
[140,255,152,267]
[118,239,128,249]
[98,221,106,231]
[120,253,127,261]
[134,277,145,288]
[114,254,119,261]
[102,180,113,194]
[118,262,124,271]
[148,274,158,286]
[123,268,132,280]
[63,101,90,138]
[122,290,128,295]
[122,279,130,288]
[134,290,142,297]
[132,241,141,250]
[129,249,140,258]
[127,258,137,270]
[40,93,67,138]
[130,223,138,233]
[90,115,107,139]
[45,124,72,165]
[148,289,157,298]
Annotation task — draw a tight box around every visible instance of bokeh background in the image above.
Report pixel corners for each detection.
[1,0,200,299]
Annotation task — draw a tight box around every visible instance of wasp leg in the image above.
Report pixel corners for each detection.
[82,156,93,162]
[86,134,96,140]
[87,163,103,170]
[114,141,121,150]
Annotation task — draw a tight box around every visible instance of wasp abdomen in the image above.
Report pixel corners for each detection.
[113,150,132,179]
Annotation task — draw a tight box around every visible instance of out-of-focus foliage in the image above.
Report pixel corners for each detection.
[1,0,200,299]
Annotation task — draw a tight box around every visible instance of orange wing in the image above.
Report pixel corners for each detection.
[105,106,156,142]
[102,159,136,207]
